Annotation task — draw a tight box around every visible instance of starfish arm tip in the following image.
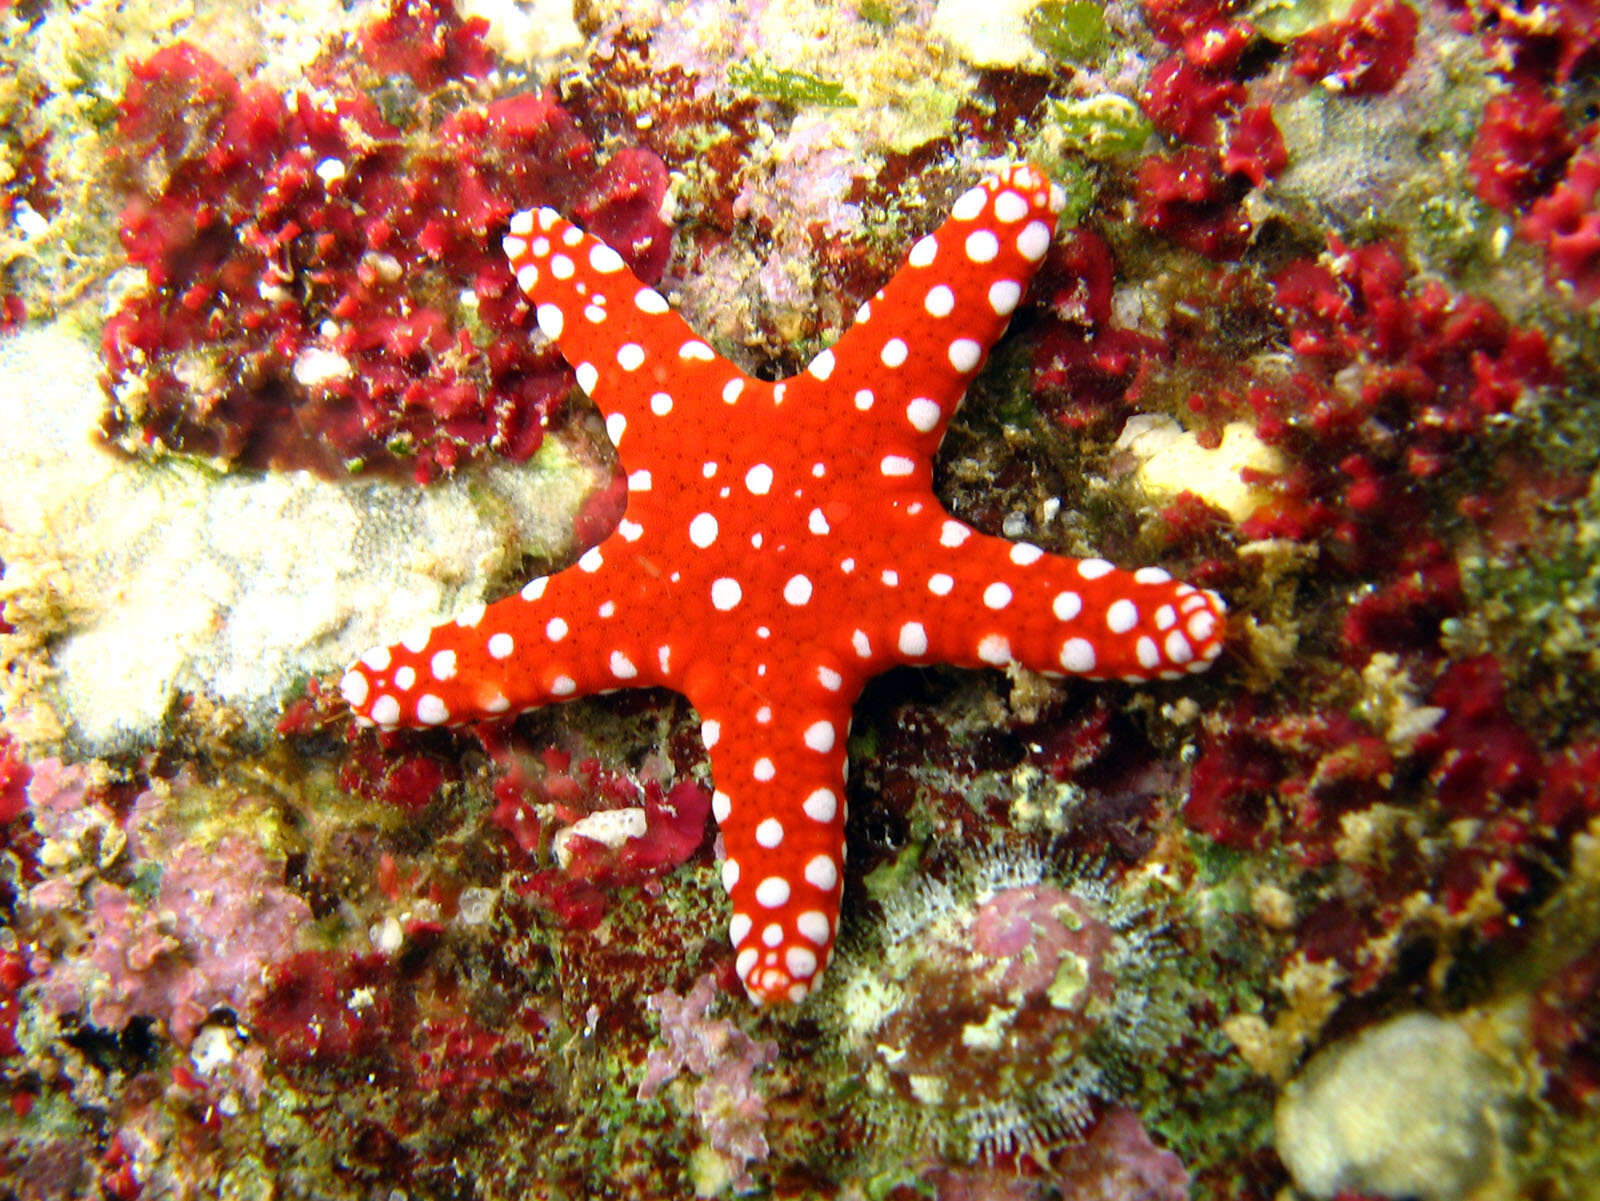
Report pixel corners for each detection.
[814,162,1063,452]
[503,207,744,474]
[707,702,849,1007]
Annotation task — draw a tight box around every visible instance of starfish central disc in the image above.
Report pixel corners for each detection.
[340,164,1227,1005]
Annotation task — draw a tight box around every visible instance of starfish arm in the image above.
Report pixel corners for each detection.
[805,163,1063,457]
[691,676,851,1006]
[852,513,1227,681]
[339,542,672,729]
[503,208,751,482]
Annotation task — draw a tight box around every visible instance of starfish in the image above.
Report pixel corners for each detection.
[340,163,1226,1005]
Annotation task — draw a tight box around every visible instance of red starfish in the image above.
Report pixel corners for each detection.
[341,163,1226,1005]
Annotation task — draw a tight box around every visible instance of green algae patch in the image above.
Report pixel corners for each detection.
[1046,94,1152,159]
[729,57,858,108]
[1053,160,1097,226]
[1247,0,1363,41]
[1027,0,1109,63]
[862,843,926,903]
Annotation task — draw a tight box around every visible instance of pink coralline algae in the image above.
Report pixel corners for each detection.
[34,835,310,1045]
[25,766,310,1046]
[100,1,670,483]
[19,757,112,863]
[639,973,778,1190]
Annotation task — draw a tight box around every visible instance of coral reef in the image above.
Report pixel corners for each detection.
[2,0,1598,1195]
[1275,1008,1525,1201]
[0,323,605,754]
